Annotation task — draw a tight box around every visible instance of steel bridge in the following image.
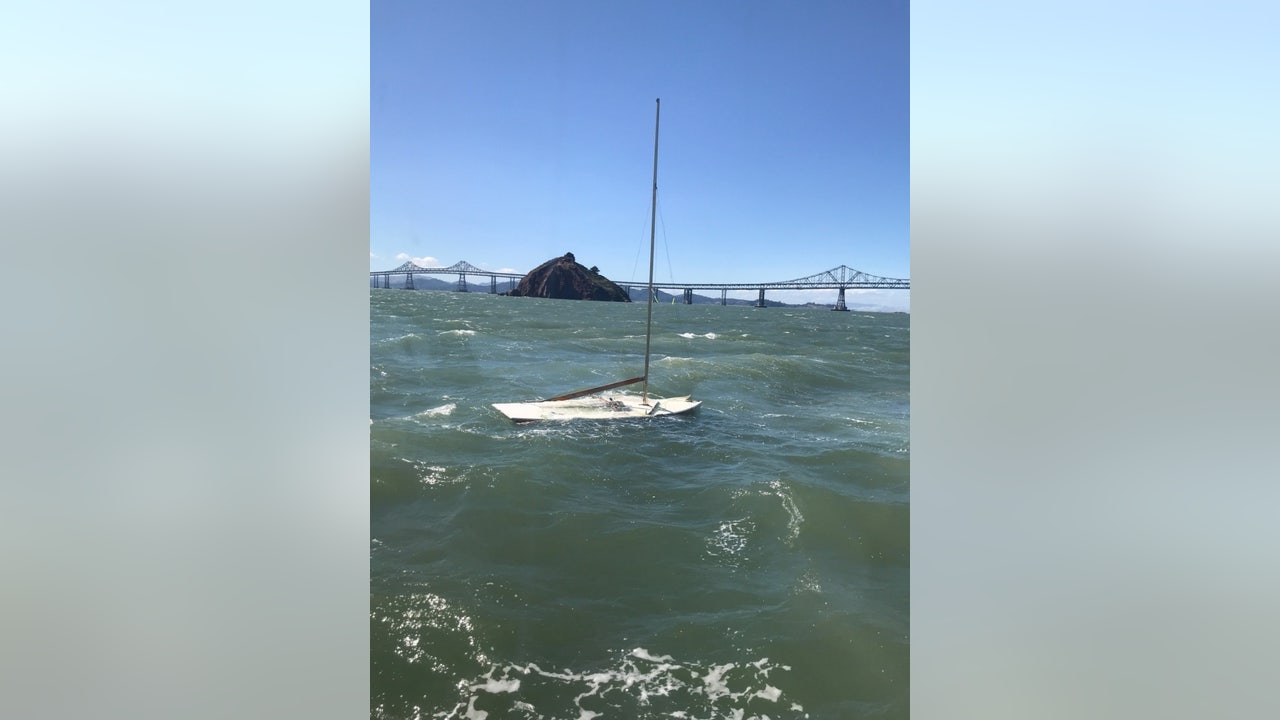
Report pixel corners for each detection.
[370,261,525,294]
[370,261,909,310]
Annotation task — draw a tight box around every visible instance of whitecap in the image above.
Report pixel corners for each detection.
[756,684,782,702]
[472,677,520,694]
[462,696,486,720]
[429,649,802,719]
[701,662,736,700]
[631,648,675,663]
[415,403,456,418]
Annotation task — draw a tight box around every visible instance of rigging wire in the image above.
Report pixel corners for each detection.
[630,235,642,286]
[630,204,647,297]
[658,197,674,283]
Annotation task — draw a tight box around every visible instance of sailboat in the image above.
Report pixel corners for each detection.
[492,99,702,422]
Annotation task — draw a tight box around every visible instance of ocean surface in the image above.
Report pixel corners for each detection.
[370,289,909,719]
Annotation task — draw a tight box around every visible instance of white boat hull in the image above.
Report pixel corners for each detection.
[493,395,701,422]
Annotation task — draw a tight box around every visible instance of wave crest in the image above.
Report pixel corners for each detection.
[395,647,806,720]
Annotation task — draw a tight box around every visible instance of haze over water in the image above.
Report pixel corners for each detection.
[371,289,909,719]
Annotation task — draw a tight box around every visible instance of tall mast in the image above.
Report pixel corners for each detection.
[643,98,660,403]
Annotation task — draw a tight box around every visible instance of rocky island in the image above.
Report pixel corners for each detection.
[505,252,632,302]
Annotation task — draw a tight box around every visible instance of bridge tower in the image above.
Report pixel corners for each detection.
[833,287,849,311]
[457,273,468,292]
[683,288,693,304]
[755,288,767,308]
[382,275,390,289]
[404,272,415,290]
[490,276,497,294]
[720,289,727,306]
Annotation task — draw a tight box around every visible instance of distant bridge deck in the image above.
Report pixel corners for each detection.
[370,260,908,309]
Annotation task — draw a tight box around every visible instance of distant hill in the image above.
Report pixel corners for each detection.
[372,276,455,291]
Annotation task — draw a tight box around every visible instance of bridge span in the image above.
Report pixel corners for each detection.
[370,261,909,310]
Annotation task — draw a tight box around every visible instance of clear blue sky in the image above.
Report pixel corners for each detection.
[371,0,909,306]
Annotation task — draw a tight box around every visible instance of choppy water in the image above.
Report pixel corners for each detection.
[370,289,909,719]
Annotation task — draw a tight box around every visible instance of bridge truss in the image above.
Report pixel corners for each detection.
[623,265,908,309]
[635,265,909,291]
[371,262,908,309]
[370,260,523,292]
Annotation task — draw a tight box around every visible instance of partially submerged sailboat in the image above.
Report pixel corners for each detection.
[492,99,701,423]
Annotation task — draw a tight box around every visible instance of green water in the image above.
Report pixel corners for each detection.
[371,289,909,719]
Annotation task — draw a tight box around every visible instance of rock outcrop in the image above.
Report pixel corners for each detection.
[506,252,632,302]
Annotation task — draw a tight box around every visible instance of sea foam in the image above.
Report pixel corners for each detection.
[415,403,456,418]
[425,648,803,719]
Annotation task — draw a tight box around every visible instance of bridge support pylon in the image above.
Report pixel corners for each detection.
[755,288,767,308]
[720,289,727,306]
[382,275,390,289]
[490,276,497,294]
[457,274,468,292]
[405,272,415,290]
[833,287,849,311]
[683,288,693,304]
